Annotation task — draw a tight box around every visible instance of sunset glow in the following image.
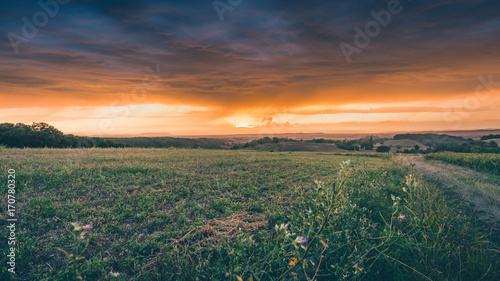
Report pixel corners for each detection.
[1,1,499,136]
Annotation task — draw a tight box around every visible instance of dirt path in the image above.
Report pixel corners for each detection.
[401,156,500,239]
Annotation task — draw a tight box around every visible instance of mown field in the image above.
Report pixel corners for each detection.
[0,149,499,280]
[483,138,500,146]
[425,153,500,176]
[382,139,424,149]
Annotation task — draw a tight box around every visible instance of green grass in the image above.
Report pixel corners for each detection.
[425,152,500,176]
[0,149,498,280]
[403,156,500,242]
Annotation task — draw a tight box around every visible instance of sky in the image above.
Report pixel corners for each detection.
[1,0,499,136]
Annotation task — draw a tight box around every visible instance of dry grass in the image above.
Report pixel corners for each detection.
[140,212,268,279]
[179,212,267,247]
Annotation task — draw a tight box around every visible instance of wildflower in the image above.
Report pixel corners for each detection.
[72,221,94,239]
[243,236,255,244]
[312,180,323,191]
[275,223,289,232]
[83,222,93,234]
[405,174,419,189]
[109,271,120,277]
[390,195,400,207]
[340,160,351,169]
[399,214,406,220]
[293,236,307,250]
[71,221,83,231]
[297,236,307,245]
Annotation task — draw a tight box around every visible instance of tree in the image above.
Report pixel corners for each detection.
[31,122,64,147]
[0,122,124,148]
[414,145,420,151]
[376,146,391,153]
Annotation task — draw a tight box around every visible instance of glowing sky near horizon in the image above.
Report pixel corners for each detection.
[1,0,499,136]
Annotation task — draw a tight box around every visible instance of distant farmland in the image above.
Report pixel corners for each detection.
[484,138,500,146]
[279,142,353,152]
[383,139,425,148]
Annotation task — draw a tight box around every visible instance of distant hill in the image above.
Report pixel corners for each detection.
[383,139,425,148]
[393,133,500,153]
[393,134,470,147]
[437,130,500,139]
[481,134,500,141]
[173,130,500,142]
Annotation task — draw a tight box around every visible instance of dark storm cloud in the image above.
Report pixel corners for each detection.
[1,0,499,111]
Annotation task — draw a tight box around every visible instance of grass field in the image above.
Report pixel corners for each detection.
[1,149,499,280]
[403,156,500,241]
[425,153,500,176]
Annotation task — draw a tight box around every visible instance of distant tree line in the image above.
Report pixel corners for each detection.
[233,134,500,154]
[394,134,500,154]
[480,134,500,140]
[232,137,299,149]
[306,137,375,150]
[0,123,124,148]
[233,136,376,151]
[0,122,231,149]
